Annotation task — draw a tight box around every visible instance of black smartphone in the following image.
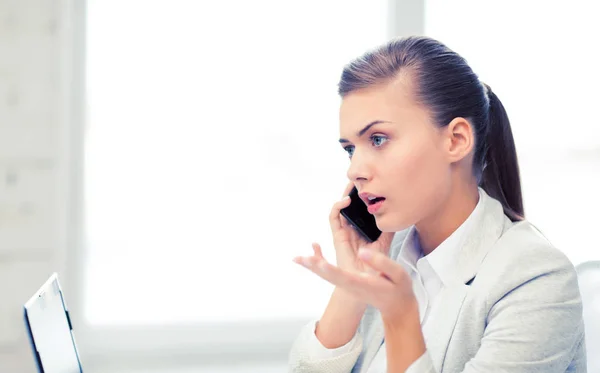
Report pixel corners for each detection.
[340,186,382,243]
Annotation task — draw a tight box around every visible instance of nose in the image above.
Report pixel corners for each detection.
[346,150,371,182]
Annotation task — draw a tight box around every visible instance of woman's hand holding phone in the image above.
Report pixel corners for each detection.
[312,182,395,278]
[294,182,397,348]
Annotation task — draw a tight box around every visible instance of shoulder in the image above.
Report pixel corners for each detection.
[487,220,575,274]
[459,220,587,371]
[475,220,580,305]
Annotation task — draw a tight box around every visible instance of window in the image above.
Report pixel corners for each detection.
[425,0,600,265]
[80,0,389,362]
[80,1,597,366]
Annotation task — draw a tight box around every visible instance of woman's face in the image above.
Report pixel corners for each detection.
[339,76,454,232]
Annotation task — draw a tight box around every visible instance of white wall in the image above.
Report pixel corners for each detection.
[0,0,74,372]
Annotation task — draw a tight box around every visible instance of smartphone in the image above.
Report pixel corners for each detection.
[340,186,382,242]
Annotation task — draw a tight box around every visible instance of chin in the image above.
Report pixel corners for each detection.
[375,214,412,233]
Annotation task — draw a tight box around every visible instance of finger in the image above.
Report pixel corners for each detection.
[357,248,408,284]
[341,181,355,199]
[338,181,356,228]
[292,254,318,267]
[329,195,351,231]
[360,260,392,282]
[340,216,349,228]
[339,212,351,228]
[312,260,389,291]
[292,256,390,303]
[331,182,354,230]
[293,255,330,276]
[312,242,324,259]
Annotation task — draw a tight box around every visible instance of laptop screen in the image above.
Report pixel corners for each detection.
[24,273,83,373]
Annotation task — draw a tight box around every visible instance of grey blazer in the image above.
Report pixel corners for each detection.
[288,190,587,372]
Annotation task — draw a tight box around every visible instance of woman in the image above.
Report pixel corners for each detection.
[289,36,586,372]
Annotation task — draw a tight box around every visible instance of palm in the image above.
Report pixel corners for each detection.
[334,218,394,273]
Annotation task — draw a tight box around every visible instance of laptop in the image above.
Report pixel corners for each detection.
[23,273,83,373]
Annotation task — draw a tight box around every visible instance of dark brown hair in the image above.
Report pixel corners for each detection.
[338,36,524,221]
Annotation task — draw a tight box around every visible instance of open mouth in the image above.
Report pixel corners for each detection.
[367,196,386,205]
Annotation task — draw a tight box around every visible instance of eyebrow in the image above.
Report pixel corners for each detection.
[338,120,391,143]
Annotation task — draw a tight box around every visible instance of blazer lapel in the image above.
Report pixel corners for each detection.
[421,189,508,372]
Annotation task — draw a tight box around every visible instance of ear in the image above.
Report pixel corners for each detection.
[443,117,475,163]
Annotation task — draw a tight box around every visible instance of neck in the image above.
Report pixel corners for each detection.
[415,183,480,256]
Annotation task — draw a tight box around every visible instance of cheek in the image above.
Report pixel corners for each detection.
[382,138,451,228]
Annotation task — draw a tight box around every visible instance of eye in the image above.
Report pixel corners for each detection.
[371,134,389,147]
[343,145,355,158]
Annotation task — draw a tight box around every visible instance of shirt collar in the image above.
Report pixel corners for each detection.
[397,226,422,272]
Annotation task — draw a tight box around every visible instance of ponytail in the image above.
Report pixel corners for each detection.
[480,84,524,221]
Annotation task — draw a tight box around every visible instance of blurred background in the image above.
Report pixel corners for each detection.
[1,0,599,372]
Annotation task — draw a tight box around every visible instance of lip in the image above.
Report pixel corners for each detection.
[358,192,385,206]
[367,199,384,214]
